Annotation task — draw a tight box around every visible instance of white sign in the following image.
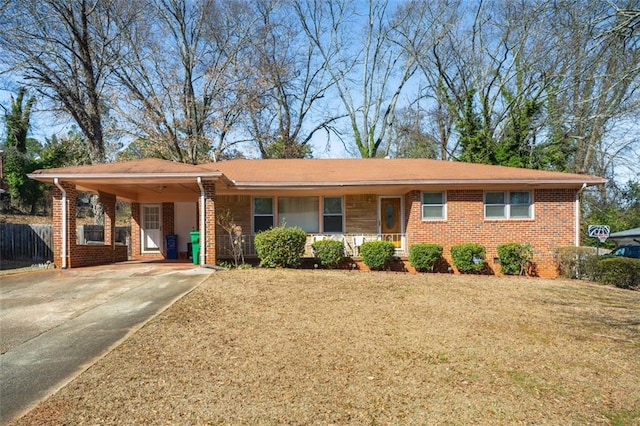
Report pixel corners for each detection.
[588,225,610,238]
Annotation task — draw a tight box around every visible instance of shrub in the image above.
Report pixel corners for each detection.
[359,240,396,270]
[497,243,533,275]
[451,243,486,274]
[554,246,599,280]
[593,257,640,290]
[254,226,307,268]
[409,243,443,272]
[312,239,345,269]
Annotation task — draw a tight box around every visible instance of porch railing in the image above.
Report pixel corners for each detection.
[215,233,406,259]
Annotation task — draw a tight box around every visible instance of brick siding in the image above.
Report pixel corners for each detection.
[203,181,217,265]
[404,188,577,277]
[52,183,128,268]
[53,183,578,276]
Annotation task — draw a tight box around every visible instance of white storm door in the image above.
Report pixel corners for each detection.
[142,204,162,252]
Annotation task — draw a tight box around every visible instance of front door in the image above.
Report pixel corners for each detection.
[380,197,402,248]
[141,204,161,252]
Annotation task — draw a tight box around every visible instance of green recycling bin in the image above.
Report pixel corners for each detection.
[190,230,200,265]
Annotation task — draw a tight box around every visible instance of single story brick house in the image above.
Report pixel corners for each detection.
[29,157,606,277]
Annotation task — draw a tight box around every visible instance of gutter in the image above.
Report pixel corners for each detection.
[575,183,587,246]
[53,178,67,269]
[230,179,607,189]
[28,171,233,186]
[197,177,206,267]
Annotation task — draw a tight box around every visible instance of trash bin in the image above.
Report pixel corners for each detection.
[190,230,200,265]
[165,234,177,259]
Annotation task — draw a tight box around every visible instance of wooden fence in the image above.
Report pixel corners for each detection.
[0,223,53,262]
[0,224,131,262]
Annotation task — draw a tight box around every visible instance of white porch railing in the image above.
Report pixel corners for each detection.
[215,233,406,259]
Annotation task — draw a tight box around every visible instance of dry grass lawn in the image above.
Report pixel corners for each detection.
[12,269,640,425]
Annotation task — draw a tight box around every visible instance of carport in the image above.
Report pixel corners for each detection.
[28,158,230,269]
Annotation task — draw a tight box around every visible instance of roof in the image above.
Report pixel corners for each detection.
[29,157,607,201]
[29,158,228,203]
[29,158,218,178]
[205,158,606,187]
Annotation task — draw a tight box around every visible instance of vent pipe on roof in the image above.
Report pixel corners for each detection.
[54,178,67,269]
[197,177,206,266]
[575,183,587,246]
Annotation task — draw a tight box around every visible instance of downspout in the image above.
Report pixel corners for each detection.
[197,177,206,266]
[54,178,67,269]
[575,183,587,246]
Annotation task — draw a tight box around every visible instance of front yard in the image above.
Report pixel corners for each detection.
[12,270,640,425]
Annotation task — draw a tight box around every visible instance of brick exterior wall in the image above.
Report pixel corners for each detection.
[52,181,76,268]
[70,245,128,267]
[203,181,217,265]
[404,188,577,277]
[52,183,128,268]
[99,191,116,247]
[53,182,576,276]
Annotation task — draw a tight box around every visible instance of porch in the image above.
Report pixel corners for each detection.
[215,232,407,260]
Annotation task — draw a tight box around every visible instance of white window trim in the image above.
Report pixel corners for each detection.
[484,190,534,220]
[421,191,447,221]
[252,196,346,234]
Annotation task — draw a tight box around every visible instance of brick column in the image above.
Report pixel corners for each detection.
[52,181,77,268]
[162,202,175,256]
[131,203,141,258]
[99,191,116,247]
[203,181,216,265]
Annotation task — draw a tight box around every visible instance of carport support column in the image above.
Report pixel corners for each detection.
[201,180,216,266]
[99,191,116,248]
[52,181,77,268]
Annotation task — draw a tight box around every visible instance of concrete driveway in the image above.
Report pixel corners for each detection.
[0,261,214,424]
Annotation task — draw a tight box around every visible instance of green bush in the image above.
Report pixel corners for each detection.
[554,246,599,280]
[360,240,396,271]
[593,257,640,289]
[254,226,307,268]
[409,243,443,272]
[451,243,486,274]
[312,239,345,269]
[497,243,533,275]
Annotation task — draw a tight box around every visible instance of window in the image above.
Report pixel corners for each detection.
[421,192,446,220]
[323,197,343,233]
[485,191,532,219]
[278,197,319,233]
[485,192,506,218]
[510,191,532,218]
[253,197,274,233]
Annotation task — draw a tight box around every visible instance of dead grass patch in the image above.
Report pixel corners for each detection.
[12,270,640,425]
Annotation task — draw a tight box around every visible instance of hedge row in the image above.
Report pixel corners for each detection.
[254,228,533,275]
[555,246,640,290]
[253,229,638,289]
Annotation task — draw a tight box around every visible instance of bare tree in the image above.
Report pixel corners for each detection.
[295,0,419,158]
[387,105,439,159]
[108,0,254,164]
[0,0,137,164]
[240,0,342,159]
[542,0,640,176]
[391,0,459,159]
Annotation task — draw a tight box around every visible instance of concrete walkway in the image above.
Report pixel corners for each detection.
[0,262,214,424]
